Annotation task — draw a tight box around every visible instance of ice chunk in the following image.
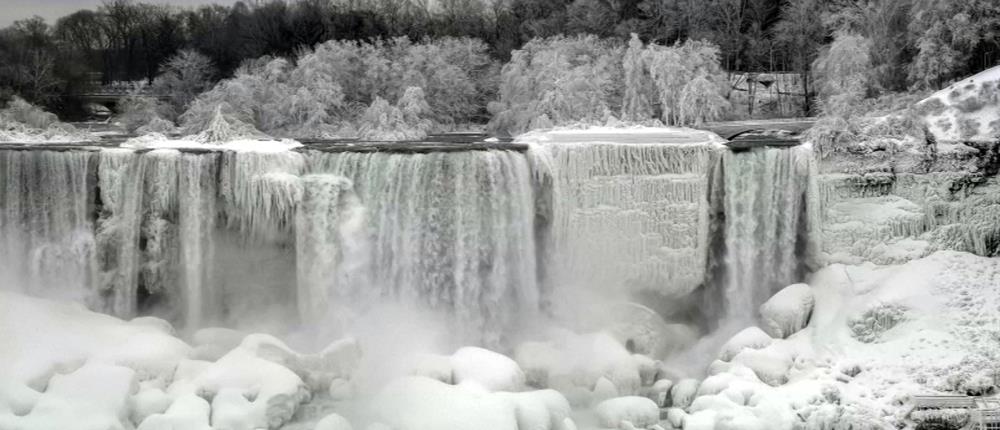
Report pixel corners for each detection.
[450,347,525,392]
[370,376,518,430]
[759,283,814,339]
[718,327,773,362]
[314,413,353,430]
[593,396,660,428]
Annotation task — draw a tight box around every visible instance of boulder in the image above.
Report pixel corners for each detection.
[759,284,814,339]
[594,396,660,428]
[718,327,773,362]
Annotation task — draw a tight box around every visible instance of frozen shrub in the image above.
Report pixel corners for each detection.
[0,96,94,142]
[0,96,58,128]
[188,105,268,143]
[911,409,969,430]
[849,303,907,343]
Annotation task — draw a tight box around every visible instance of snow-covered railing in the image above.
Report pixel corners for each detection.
[911,395,977,410]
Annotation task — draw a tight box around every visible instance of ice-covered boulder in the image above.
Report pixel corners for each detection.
[718,327,773,362]
[409,353,453,384]
[496,389,572,430]
[130,388,172,425]
[670,378,700,409]
[211,388,255,430]
[192,327,246,351]
[645,379,673,407]
[371,376,518,430]
[137,394,212,430]
[593,396,660,428]
[515,341,559,388]
[730,348,792,387]
[13,363,135,430]
[315,413,353,430]
[451,347,525,392]
[759,284,814,339]
[593,377,620,404]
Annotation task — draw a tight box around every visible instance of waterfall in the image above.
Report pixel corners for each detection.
[720,145,819,322]
[178,153,219,329]
[305,150,539,346]
[0,150,96,303]
[295,174,359,325]
[0,130,822,346]
[526,133,723,325]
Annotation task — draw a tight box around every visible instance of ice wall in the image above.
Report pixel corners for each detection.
[0,150,96,303]
[521,128,725,327]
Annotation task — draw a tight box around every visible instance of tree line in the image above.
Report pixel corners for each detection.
[1,0,998,122]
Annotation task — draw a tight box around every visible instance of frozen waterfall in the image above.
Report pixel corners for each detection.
[0,130,823,347]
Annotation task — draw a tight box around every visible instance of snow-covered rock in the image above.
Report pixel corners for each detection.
[13,363,135,430]
[409,353,453,384]
[371,376,518,430]
[593,396,660,428]
[314,413,353,430]
[718,327,773,362]
[592,377,620,404]
[450,347,525,392]
[759,284,814,339]
[136,394,212,430]
[670,379,699,409]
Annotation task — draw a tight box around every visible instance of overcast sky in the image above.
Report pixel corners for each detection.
[1,0,239,27]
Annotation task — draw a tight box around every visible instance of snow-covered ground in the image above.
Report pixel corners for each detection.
[3,248,998,429]
[919,65,1000,143]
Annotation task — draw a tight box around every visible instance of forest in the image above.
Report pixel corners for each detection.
[0,0,999,136]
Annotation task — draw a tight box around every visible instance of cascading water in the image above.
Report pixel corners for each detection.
[304,150,539,346]
[178,153,219,329]
[0,150,96,303]
[719,145,820,322]
[0,130,822,350]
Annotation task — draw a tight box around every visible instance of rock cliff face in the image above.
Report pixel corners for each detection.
[817,105,1000,264]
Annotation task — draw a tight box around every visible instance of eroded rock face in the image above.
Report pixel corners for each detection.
[759,284,814,339]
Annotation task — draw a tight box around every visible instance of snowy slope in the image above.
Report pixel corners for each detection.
[918,65,1000,142]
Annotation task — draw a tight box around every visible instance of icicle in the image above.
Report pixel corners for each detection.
[528,140,720,310]
[295,174,357,325]
[219,150,304,242]
[96,149,147,318]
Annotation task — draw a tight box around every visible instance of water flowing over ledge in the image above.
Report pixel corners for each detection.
[0,128,820,346]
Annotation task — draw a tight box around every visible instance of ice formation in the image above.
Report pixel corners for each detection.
[4,122,1000,430]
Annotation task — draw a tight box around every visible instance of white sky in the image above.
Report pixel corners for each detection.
[0,0,240,27]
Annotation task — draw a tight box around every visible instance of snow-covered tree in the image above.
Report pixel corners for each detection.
[358,96,413,141]
[179,37,492,138]
[489,35,622,134]
[644,39,728,125]
[152,50,216,117]
[620,33,653,122]
[813,32,874,117]
[679,75,730,125]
